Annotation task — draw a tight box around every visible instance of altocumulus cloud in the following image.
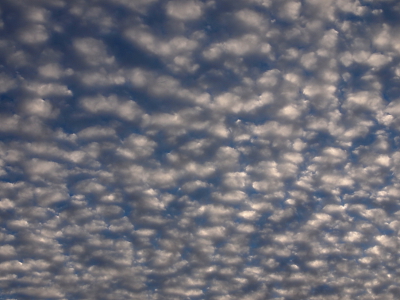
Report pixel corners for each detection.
[1,0,400,299]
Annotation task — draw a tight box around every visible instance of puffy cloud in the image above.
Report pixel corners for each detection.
[24,82,72,97]
[109,0,157,13]
[344,91,383,112]
[19,24,49,44]
[0,0,400,299]
[203,34,269,60]
[235,9,267,30]
[0,72,17,93]
[117,133,156,159]
[80,94,142,121]
[337,0,366,15]
[73,38,115,66]
[165,0,204,21]
[280,1,302,20]
[22,98,56,118]
[38,63,67,79]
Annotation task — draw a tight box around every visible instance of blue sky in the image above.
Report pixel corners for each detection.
[1,0,400,299]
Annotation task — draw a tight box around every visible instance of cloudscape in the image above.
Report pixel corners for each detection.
[1,0,400,299]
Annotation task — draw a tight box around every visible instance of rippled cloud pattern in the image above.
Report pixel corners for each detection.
[1,0,400,299]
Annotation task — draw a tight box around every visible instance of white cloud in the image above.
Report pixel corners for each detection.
[35,185,68,206]
[213,191,246,204]
[0,0,399,298]
[117,133,156,159]
[0,72,16,93]
[336,0,366,15]
[19,24,49,44]
[77,126,116,140]
[124,30,200,73]
[74,38,115,66]
[197,226,226,239]
[110,0,157,13]
[344,91,383,112]
[301,52,318,70]
[257,69,280,89]
[24,82,72,97]
[22,98,56,118]
[223,172,248,189]
[367,53,392,68]
[204,34,264,59]
[235,9,266,30]
[25,7,49,23]
[80,94,142,121]
[280,1,301,20]
[38,63,69,79]
[278,105,302,120]
[166,0,203,21]
[181,180,209,192]
[25,158,66,182]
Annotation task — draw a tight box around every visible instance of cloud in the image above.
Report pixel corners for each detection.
[80,94,142,121]
[1,0,400,299]
[280,1,302,20]
[0,72,16,93]
[21,98,57,118]
[73,38,115,66]
[19,24,49,44]
[165,0,204,21]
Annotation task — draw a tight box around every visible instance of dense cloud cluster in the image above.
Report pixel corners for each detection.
[1,0,400,299]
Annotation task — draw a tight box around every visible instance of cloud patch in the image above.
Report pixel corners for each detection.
[0,0,400,299]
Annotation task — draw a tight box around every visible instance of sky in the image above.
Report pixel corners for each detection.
[0,0,400,299]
